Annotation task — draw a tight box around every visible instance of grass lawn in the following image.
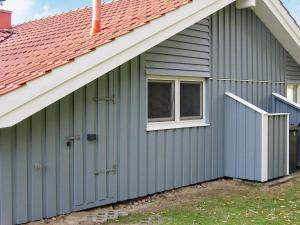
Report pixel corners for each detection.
[107,179,300,225]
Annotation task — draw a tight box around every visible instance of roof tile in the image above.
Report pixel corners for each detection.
[0,0,190,95]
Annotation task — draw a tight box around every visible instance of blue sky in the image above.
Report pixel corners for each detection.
[0,0,299,25]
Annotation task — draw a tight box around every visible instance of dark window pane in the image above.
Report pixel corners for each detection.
[148,80,174,122]
[180,82,203,120]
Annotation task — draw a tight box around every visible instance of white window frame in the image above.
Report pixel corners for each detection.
[287,82,300,104]
[146,75,210,131]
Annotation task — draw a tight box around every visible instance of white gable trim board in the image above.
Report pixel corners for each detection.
[0,0,300,128]
[0,0,235,128]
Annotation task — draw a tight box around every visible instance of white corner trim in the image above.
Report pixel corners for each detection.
[253,0,300,65]
[0,0,235,128]
[272,93,300,111]
[236,0,256,9]
[225,92,268,115]
[261,114,269,182]
[286,115,290,176]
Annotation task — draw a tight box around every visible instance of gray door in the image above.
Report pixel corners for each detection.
[73,74,117,210]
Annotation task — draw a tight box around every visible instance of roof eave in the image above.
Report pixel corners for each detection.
[253,0,300,65]
[0,0,235,128]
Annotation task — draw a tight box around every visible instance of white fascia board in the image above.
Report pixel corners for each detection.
[225,92,268,115]
[253,0,300,65]
[0,0,235,128]
[261,114,269,182]
[272,93,300,111]
[286,115,290,176]
[236,0,256,9]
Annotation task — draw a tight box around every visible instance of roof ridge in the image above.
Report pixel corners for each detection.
[12,6,91,28]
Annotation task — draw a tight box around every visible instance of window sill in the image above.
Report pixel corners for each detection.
[146,120,210,131]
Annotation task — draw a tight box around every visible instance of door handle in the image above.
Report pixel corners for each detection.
[66,135,81,147]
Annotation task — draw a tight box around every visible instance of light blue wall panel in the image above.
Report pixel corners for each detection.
[268,115,288,180]
[224,95,263,181]
[145,18,210,77]
[286,54,300,82]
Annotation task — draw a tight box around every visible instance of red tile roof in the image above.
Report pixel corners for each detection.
[0,0,190,95]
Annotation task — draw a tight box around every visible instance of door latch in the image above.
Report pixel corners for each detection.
[94,165,117,175]
[93,95,115,104]
[66,135,80,146]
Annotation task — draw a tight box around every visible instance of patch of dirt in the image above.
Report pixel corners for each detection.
[25,177,300,225]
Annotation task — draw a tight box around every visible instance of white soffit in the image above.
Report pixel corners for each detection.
[253,0,300,65]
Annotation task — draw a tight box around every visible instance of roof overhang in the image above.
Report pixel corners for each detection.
[253,0,300,65]
[0,0,299,128]
[0,0,235,128]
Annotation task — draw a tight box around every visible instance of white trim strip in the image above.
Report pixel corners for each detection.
[286,115,290,176]
[225,92,268,115]
[236,0,256,9]
[272,93,300,111]
[261,114,269,182]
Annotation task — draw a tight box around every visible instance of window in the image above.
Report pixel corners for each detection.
[148,80,175,122]
[147,76,208,131]
[180,82,203,120]
[287,84,299,103]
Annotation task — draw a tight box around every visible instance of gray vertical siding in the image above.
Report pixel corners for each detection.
[0,57,211,225]
[286,54,300,82]
[273,94,300,126]
[0,3,296,225]
[144,18,210,77]
[224,94,263,181]
[211,4,286,112]
[268,114,288,180]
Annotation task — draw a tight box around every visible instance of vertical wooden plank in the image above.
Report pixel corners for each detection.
[237,105,246,178]
[0,128,13,225]
[31,111,44,220]
[278,116,284,176]
[245,110,255,180]
[224,6,230,77]
[268,117,275,179]
[119,63,129,200]
[59,95,72,214]
[218,9,225,78]
[110,69,119,200]
[197,128,205,182]
[182,129,190,186]
[190,128,198,184]
[147,132,156,194]
[129,58,139,198]
[139,55,147,196]
[14,119,29,224]
[273,117,279,178]
[44,102,59,217]
[165,130,174,190]
[97,75,108,201]
[156,131,165,192]
[174,129,182,188]
[73,88,85,207]
[85,81,97,203]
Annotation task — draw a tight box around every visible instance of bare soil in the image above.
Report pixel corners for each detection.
[25,178,297,225]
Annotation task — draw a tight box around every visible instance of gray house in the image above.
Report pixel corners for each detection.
[0,0,300,224]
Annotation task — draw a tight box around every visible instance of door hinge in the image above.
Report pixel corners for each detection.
[94,165,117,175]
[93,95,115,104]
